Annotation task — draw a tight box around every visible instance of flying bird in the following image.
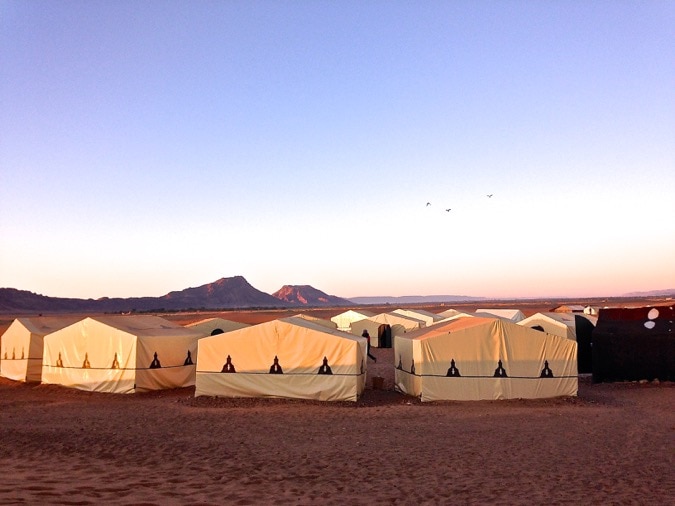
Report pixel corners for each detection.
[487,194,493,198]
[426,202,431,206]
[445,208,451,212]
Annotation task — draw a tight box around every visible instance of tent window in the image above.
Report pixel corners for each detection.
[183,350,193,366]
[269,356,283,374]
[446,359,461,377]
[149,352,162,369]
[211,328,224,336]
[493,360,508,378]
[317,356,333,375]
[221,355,236,373]
[540,360,554,378]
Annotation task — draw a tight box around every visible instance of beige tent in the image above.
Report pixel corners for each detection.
[186,317,250,336]
[196,317,367,401]
[1,316,82,382]
[395,317,577,401]
[475,309,526,322]
[518,312,578,341]
[42,315,203,393]
[348,318,406,347]
[392,309,446,327]
[371,312,425,331]
[330,309,375,331]
[292,313,338,330]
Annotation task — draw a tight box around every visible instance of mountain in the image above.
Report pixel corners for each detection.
[271,285,352,307]
[0,276,291,314]
[348,294,486,305]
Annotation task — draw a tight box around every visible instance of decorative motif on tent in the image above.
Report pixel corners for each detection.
[111,353,120,369]
[531,325,545,332]
[540,360,554,378]
[82,353,91,369]
[360,360,364,375]
[12,348,15,360]
[149,352,162,369]
[446,359,461,377]
[221,355,236,373]
[317,357,333,375]
[56,353,63,368]
[410,359,415,375]
[183,350,193,366]
[211,328,224,336]
[493,359,508,378]
[21,347,25,360]
[397,355,403,370]
[3,351,6,360]
[269,356,283,374]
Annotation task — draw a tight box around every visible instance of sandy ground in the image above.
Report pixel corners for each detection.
[1,345,673,505]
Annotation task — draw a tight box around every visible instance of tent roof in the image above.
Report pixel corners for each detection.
[14,316,83,336]
[402,316,496,341]
[475,309,525,322]
[281,316,362,342]
[186,317,250,334]
[520,312,577,327]
[83,315,202,338]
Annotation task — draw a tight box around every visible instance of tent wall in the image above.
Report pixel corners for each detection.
[42,316,201,393]
[592,306,675,382]
[331,310,375,332]
[1,317,81,382]
[395,318,578,401]
[196,318,366,401]
[574,314,595,374]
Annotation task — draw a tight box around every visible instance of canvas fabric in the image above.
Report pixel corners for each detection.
[41,315,202,393]
[395,317,578,401]
[196,317,366,401]
[1,317,81,382]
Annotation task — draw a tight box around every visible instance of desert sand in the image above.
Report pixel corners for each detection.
[1,343,673,505]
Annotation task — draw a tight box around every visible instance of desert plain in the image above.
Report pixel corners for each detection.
[0,298,673,505]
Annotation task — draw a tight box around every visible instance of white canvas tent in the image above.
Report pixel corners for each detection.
[475,309,526,322]
[196,317,367,401]
[186,317,250,336]
[41,315,203,393]
[330,309,375,332]
[518,312,578,341]
[1,316,82,382]
[395,317,578,401]
[393,309,446,327]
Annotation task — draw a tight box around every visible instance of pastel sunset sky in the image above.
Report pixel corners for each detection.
[1,1,673,299]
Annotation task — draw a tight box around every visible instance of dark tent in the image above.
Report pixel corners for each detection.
[592,305,675,383]
[574,314,595,374]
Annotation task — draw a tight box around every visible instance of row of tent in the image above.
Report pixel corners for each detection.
[0,306,602,401]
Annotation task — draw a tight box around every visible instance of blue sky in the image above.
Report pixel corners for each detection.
[1,1,674,299]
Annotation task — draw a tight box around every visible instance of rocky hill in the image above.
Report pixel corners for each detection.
[0,276,305,314]
[271,285,352,307]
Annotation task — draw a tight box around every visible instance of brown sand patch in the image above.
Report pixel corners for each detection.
[1,345,674,504]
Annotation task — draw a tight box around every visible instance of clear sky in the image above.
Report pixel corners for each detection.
[1,1,674,300]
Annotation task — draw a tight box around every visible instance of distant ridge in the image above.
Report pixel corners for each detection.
[272,285,352,307]
[0,276,291,314]
[621,288,675,297]
[349,295,486,305]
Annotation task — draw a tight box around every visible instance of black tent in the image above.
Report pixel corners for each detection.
[592,305,675,383]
